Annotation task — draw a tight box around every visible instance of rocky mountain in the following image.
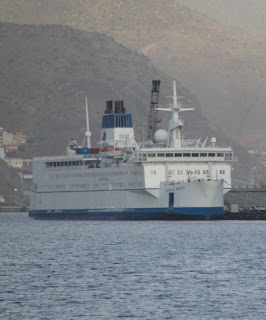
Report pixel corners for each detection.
[0,22,169,156]
[0,0,265,150]
[0,22,252,183]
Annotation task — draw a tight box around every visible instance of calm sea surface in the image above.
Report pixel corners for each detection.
[0,212,266,320]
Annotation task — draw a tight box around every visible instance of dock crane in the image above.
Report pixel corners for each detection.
[147,80,161,142]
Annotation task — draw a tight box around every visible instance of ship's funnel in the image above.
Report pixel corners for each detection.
[105,100,113,114]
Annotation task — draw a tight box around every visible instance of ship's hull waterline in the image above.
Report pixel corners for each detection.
[29,180,225,220]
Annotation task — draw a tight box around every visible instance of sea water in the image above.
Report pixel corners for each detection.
[0,212,265,319]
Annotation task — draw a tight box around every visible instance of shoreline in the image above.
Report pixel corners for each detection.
[1,209,266,220]
[212,211,266,220]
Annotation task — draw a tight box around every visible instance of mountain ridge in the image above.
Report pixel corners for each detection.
[0,22,251,183]
[1,0,265,149]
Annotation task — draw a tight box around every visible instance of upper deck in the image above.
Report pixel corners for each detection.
[133,147,236,163]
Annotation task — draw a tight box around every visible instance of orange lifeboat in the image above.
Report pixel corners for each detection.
[101,146,122,152]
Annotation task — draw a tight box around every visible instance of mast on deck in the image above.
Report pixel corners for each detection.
[85,97,92,148]
[156,80,194,148]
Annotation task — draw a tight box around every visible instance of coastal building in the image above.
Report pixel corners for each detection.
[2,131,13,145]
[13,132,26,144]
[0,147,5,159]
[8,158,24,168]
[5,144,18,153]
[0,127,26,146]
[0,127,3,145]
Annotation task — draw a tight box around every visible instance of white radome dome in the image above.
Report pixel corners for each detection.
[154,129,168,145]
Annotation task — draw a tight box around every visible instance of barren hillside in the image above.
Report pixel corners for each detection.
[1,0,265,149]
[0,22,252,183]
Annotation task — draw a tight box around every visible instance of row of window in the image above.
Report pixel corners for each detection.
[46,160,94,168]
[45,152,233,169]
[39,181,144,191]
[151,169,226,176]
[138,152,233,160]
[167,169,210,176]
[48,170,143,180]
[119,134,130,140]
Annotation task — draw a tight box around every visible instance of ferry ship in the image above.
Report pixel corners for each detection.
[29,81,234,220]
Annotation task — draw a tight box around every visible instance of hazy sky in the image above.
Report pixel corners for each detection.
[177,0,266,36]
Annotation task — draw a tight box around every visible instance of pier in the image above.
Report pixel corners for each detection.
[225,185,266,209]
[221,185,266,219]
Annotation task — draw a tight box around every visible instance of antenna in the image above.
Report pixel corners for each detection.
[173,80,178,110]
[156,80,194,148]
[85,97,91,148]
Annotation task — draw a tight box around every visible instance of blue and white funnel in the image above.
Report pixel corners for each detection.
[100,100,136,148]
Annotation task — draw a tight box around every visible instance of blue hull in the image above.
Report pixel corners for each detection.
[29,207,224,220]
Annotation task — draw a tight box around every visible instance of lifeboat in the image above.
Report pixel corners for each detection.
[101,146,122,152]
